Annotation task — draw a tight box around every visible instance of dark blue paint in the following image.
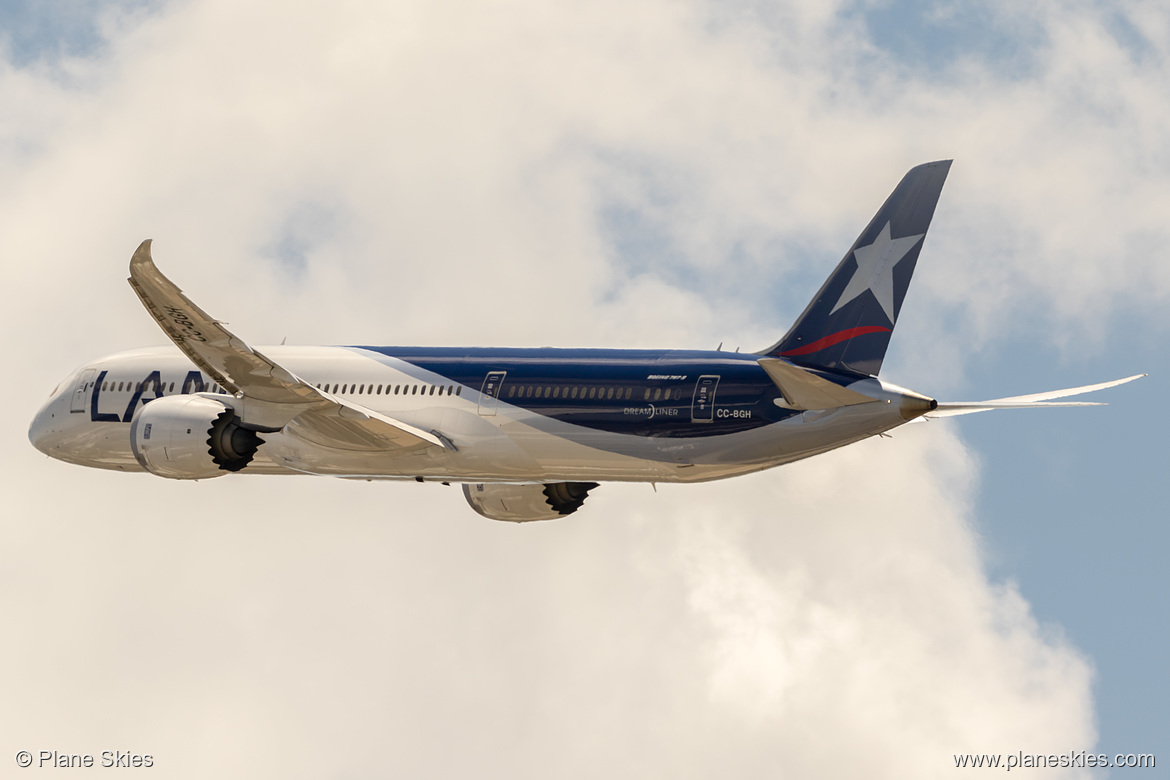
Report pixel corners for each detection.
[761,160,951,377]
[122,370,164,423]
[181,370,206,394]
[89,370,121,423]
[350,346,818,438]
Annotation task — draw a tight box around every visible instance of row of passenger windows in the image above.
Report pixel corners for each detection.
[100,378,456,398]
[102,377,686,403]
[103,380,174,393]
[314,382,461,397]
[102,379,230,394]
[505,385,683,402]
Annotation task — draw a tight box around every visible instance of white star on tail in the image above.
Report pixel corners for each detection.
[829,221,924,322]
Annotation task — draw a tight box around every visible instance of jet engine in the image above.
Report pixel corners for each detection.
[129,395,264,479]
[462,481,601,522]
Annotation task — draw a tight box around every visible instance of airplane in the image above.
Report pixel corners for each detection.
[28,160,1144,522]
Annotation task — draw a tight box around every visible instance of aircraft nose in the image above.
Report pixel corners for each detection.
[29,406,51,455]
[29,399,63,456]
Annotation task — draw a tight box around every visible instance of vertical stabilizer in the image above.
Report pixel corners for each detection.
[760,160,951,377]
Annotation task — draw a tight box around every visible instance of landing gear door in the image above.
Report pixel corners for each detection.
[478,371,507,416]
[70,368,97,414]
[691,375,719,422]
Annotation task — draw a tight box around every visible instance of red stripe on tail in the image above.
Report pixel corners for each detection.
[780,326,891,357]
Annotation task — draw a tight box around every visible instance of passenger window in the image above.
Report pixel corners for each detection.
[606,388,614,400]
[429,385,436,395]
[571,387,579,399]
[508,386,515,397]
[412,385,418,395]
[625,387,632,400]
[653,388,662,401]
[553,387,560,398]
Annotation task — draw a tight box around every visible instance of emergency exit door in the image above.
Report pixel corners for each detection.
[691,375,719,422]
[70,369,97,414]
[478,371,507,416]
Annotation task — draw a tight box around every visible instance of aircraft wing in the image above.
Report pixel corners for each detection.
[127,239,445,451]
[926,374,1146,418]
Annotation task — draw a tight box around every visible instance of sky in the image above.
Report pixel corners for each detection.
[1,1,1167,777]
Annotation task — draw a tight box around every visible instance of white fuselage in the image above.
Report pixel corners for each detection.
[30,345,922,484]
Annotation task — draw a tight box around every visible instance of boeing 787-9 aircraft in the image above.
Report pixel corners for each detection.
[28,161,1143,521]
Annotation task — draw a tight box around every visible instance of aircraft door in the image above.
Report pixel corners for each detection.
[478,371,507,416]
[70,369,97,413]
[691,375,720,422]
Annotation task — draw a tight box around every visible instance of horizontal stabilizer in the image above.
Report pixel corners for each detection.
[758,358,876,410]
[927,374,1146,418]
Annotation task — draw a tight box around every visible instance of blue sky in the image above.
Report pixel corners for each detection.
[2,1,1166,776]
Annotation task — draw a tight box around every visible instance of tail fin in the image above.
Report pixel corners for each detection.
[760,160,952,377]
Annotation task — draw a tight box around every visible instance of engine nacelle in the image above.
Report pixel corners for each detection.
[130,395,264,480]
[462,481,600,522]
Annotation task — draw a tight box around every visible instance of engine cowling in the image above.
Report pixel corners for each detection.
[462,481,600,522]
[129,395,264,479]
